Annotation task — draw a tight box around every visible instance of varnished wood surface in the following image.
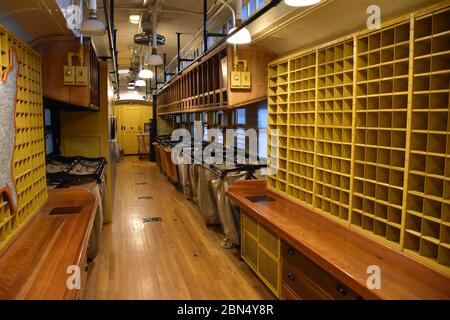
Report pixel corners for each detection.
[84,157,274,300]
[0,189,98,299]
[226,180,450,300]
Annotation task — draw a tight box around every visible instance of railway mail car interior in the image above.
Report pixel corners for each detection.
[0,0,449,301]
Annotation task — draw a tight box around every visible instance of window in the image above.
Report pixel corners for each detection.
[236,128,246,151]
[236,108,246,125]
[257,106,268,160]
[242,5,248,21]
[257,0,265,9]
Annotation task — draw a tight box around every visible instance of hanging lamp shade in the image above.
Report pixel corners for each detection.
[284,0,321,7]
[139,68,154,79]
[135,79,147,87]
[227,27,252,45]
[145,48,163,66]
[80,0,106,36]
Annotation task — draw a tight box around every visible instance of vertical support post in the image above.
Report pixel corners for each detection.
[177,32,182,72]
[164,53,168,82]
[203,0,208,53]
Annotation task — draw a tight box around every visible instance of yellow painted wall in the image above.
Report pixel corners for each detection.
[0,25,48,248]
[59,61,113,223]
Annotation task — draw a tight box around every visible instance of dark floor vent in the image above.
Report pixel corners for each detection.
[135,182,148,185]
[143,217,162,223]
[138,196,154,200]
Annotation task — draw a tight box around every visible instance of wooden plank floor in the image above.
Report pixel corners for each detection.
[84,156,274,300]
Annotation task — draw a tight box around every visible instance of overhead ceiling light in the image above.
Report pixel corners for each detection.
[118,69,130,75]
[139,68,154,79]
[129,14,140,24]
[128,85,135,90]
[227,27,252,45]
[145,48,163,66]
[135,79,147,87]
[284,0,322,7]
[80,0,106,36]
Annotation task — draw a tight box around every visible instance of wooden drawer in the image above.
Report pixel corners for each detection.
[283,260,331,300]
[281,283,301,300]
[282,241,361,300]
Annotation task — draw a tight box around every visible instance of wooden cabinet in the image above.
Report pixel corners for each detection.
[281,241,361,300]
[228,180,450,300]
[34,37,100,110]
[241,211,281,298]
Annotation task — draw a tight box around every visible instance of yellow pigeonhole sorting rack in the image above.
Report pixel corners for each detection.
[267,2,450,274]
[0,24,48,248]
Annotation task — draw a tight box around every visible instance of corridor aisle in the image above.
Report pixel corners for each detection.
[84,157,273,299]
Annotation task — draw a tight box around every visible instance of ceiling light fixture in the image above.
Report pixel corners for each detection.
[145,48,163,66]
[146,10,163,66]
[219,0,252,45]
[135,79,147,87]
[129,14,141,24]
[227,27,252,45]
[80,0,106,36]
[284,0,322,7]
[118,69,130,75]
[139,68,154,79]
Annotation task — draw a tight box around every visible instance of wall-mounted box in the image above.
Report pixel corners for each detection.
[75,66,88,86]
[63,65,76,85]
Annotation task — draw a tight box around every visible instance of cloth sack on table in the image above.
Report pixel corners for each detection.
[189,164,200,203]
[197,166,220,225]
[211,171,247,246]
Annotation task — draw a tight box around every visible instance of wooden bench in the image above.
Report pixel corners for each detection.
[226,180,450,300]
[0,189,98,300]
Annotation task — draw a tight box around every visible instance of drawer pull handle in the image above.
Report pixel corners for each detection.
[287,247,295,255]
[287,273,295,281]
[336,284,347,295]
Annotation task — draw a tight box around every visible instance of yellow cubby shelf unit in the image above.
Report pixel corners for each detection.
[266,2,450,273]
[0,24,48,248]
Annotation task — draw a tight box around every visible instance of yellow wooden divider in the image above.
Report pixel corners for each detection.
[267,2,450,273]
[0,25,48,248]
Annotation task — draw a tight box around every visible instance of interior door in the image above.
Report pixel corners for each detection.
[121,106,141,154]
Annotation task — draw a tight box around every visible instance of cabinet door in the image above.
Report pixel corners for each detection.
[121,106,141,154]
[242,229,258,270]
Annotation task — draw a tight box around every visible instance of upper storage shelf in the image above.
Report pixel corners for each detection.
[33,37,100,111]
[156,45,275,115]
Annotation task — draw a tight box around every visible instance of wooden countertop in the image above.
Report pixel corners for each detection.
[226,180,450,300]
[0,188,98,300]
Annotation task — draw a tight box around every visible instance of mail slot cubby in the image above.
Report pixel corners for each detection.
[268,4,450,272]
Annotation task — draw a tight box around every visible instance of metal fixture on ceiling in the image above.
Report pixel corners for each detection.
[145,2,163,66]
[134,32,165,46]
[102,0,119,95]
[80,0,106,36]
